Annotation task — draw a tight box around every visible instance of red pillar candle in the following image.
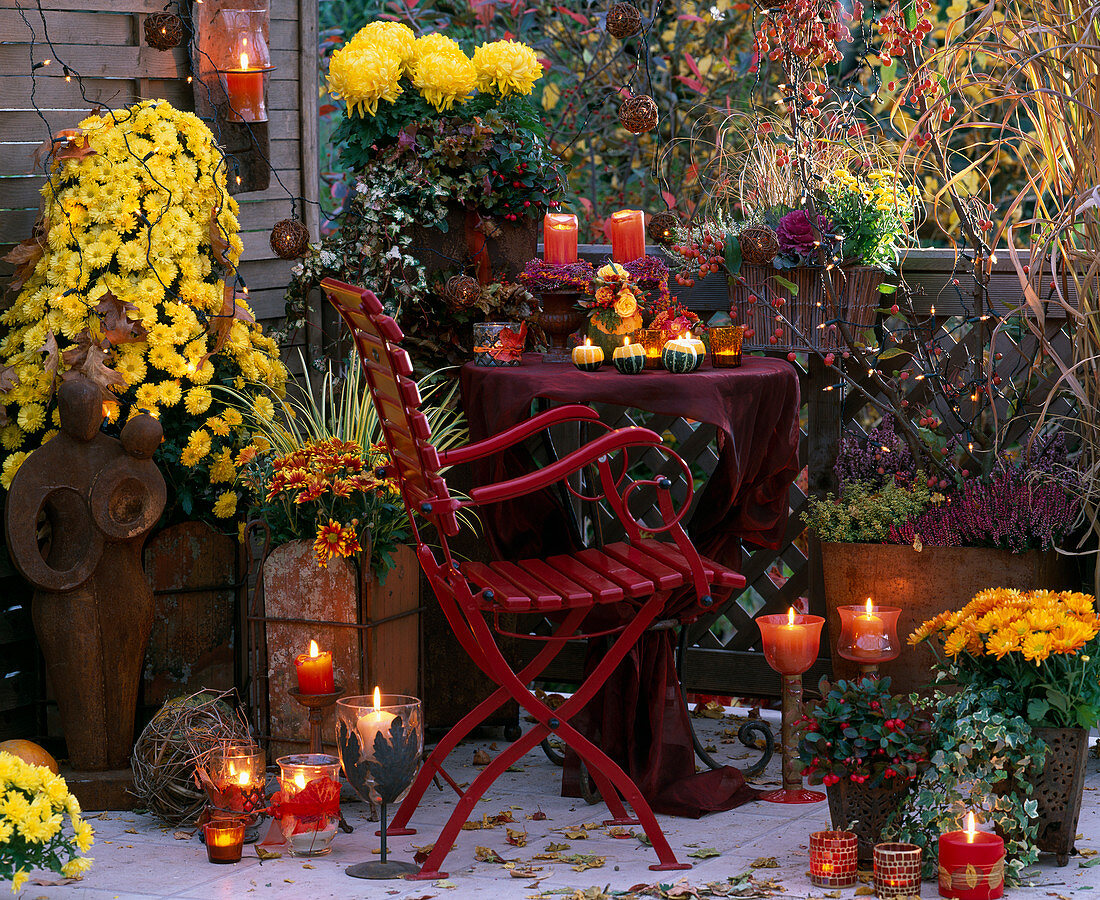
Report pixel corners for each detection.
[543,213,579,264]
[938,814,1004,900]
[757,608,824,675]
[224,52,266,122]
[810,830,858,888]
[294,640,334,694]
[608,209,646,263]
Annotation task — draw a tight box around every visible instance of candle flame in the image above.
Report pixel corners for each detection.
[309,639,320,658]
[623,336,630,347]
[373,686,381,712]
[294,772,306,789]
[584,337,591,347]
[865,597,874,616]
[238,770,250,787]
[787,607,796,626]
[681,331,688,341]
[240,51,250,69]
[966,811,977,842]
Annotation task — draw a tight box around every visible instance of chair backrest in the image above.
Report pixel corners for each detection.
[321,278,462,538]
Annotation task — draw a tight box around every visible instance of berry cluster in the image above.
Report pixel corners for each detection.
[877,0,933,62]
[750,0,862,70]
[669,229,726,287]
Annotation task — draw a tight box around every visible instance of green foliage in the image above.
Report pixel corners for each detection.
[887,683,1046,884]
[801,478,931,543]
[798,676,932,787]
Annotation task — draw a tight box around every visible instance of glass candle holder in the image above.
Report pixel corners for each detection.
[204,743,266,830]
[473,322,524,367]
[274,754,341,857]
[337,692,424,879]
[212,8,275,123]
[204,820,245,864]
[636,328,665,369]
[711,325,744,368]
[810,830,859,887]
[837,602,902,666]
[874,842,923,898]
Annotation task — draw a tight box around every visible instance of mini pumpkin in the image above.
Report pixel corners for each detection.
[662,341,700,374]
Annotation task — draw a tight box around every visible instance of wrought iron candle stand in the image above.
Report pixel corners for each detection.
[336,693,423,879]
[289,685,344,754]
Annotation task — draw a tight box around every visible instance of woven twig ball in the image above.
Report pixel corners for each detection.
[445,275,482,308]
[270,217,310,259]
[144,12,184,51]
[606,2,641,38]
[647,211,680,246]
[739,224,780,265]
[618,95,659,134]
[131,690,253,825]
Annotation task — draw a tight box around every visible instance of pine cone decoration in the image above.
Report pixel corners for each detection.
[739,224,780,265]
[606,2,641,38]
[618,95,658,134]
[647,211,680,246]
[269,218,310,259]
[144,12,183,51]
[445,275,482,308]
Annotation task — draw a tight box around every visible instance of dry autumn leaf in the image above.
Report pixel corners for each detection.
[561,827,588,839]
[472,749,492,766]
[526,809,547,821]
[854,887,875,896]
[505,827,528,847]
[474,846,506,864]
[750,856,779,868]
[564,854,606,872]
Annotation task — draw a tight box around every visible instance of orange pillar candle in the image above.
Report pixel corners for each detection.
[608,209,646,263]
[938,813,1004,900]
[757,608,824,675]
[204,820,245,863]
[543,213,579,264]
[294,640,335,694]
[224,52,266,122]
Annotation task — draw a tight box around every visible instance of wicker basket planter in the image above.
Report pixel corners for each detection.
[729,264,884,352]
[826,778,913,862]
[1031,726,1089,866]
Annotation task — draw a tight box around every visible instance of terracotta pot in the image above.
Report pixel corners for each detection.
[826,778,912,862]
[821,543,1067,693]
[410,204,538,283]
[1031,726,1089,866]
[729,264,883,352]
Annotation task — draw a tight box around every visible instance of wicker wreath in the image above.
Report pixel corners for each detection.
[618,95,659,134]
[143,12,184,51]
[606,2,641,38]
[445,275,482,308]
[269,217,310,259]
[647,211,680,246]
[131,690,253,825]
[739,224,780,266]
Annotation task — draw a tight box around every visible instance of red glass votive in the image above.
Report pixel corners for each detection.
[204,820,245,863]
[874,842,923,898]
[810,830,858,887]
[837,602,902,663]
[938,829,1004,899]
[756,610,825,676]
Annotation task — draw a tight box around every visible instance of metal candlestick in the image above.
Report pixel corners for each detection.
[289,686,343,754]
[759,673,826,804]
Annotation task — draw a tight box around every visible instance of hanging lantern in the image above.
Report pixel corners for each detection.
[605,2,641,38]
[143,12,184,51]
[647,211,680,246]
[445,275,482,308]
[210,8,275,123]
[739,224,780,265]
[269,218,310,259]
[618,95,658,134]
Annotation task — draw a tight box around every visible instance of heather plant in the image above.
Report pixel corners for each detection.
[835,415,915,491]
[802,478,931,544]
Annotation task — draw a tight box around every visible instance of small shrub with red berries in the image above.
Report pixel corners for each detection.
[798,676,931,789]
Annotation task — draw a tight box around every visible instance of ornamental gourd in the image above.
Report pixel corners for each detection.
[662,335,701,373]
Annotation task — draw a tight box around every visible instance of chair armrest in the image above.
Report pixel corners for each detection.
[464,426,663,505]
[439,404,602,467]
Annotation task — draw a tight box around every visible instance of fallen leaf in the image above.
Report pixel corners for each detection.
[544,842,570,853]
[1081,848,1099,858]
[561,827,588,840]
[1081,857,1100,868]
[301,864,315,869]
[28,877,80,886]
[825,892,842,899]
[563,853,606,872]
[172,831,191,840]
[526,809,547,821]
[750,856,779,868]
[255,847,282,861]
[688,847,721,859]
[433,880,457,889]
[693,700,726,719]
[488,810,515,825]
[474,846,507,864]
[855,888,875,896]
[473,749,492,766]
[124,828,138,834]
[607,827,635,839]
[507,865,543,878]
[506,827,528,847]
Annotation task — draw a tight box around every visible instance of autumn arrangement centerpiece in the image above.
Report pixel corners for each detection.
[0,751,95,892]
[0,100,286,522]
[285,23,563,370]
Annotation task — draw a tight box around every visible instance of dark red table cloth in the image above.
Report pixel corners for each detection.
[459,356,801,817]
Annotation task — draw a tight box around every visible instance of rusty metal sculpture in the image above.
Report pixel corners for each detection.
[5,377,166,770]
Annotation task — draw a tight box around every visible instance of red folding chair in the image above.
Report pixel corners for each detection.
[323,278,746,880]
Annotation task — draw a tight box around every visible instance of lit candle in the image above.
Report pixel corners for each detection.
[612,336,645,374]
[661,332,701,373]
[543,213,579,264]
[873,842,923,899]
[224,51,266,122]
[356,686,397,761]
[809,830,858,888]
[836,600,902,664]
[938,812,1005,900]
[294,640,335,694]
[572,337,604,371]
[608,209,646,263]
[204,820,245,864]
[275,753,341,857]
[757,607,824,675]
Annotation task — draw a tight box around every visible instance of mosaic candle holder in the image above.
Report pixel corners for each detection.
[204,820,245,864]
[711,325,744,368]
[810,830,858,888]
[473,322,524,367]
[836,601,902,677]
[636,328,665,369]
[874,842,923,898]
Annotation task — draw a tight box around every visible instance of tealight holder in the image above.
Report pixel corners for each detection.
[810,830,859,888]
[837,603,902,677]
[572,337,604,371]
[336,693,424,879]
[874,842,923,898]
[612,338,645,374]
[273,754,341,857]
[636,328,665,368]
[711,325,744,368]
[199,742,267,843]
[204,819,245,864]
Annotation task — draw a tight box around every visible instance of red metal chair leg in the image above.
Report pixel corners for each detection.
[388,608,589,836]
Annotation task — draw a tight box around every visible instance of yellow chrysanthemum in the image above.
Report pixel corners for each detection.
[1,451,28,490]
[350,21,417,69]
[327,43,404,118]
[62,856,93,878]
[10,870,28,894]
[1021,630,1054,665]
[472,40,543,97]
[185,386,212,416]
[180,429,212,467]
[212,490,238,518]
[253,395,276,420]
[413,50,477,111]
[415,32,464,59]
